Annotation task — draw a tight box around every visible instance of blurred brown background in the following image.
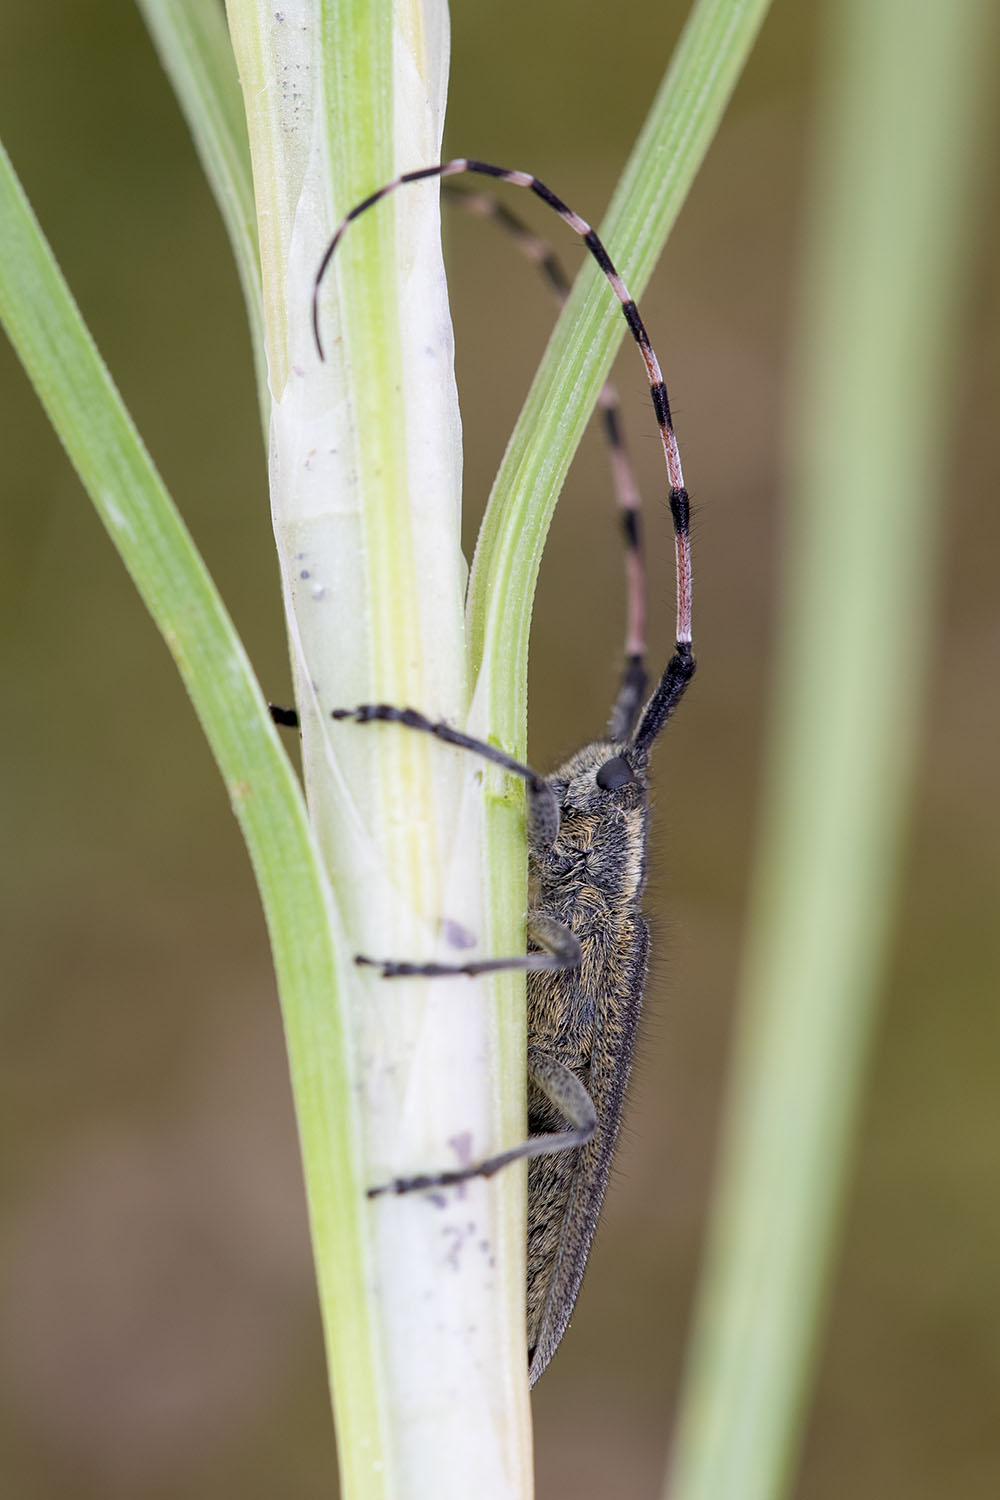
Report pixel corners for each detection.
[1,3,998,1497]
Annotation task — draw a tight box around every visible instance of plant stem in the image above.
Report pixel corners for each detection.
[226,2,532,1494]
[468,0,775,749]
[665,4,990,1497]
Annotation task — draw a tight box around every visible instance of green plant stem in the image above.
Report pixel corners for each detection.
[0,126,374,1487]
[468,0,775,749]
[665,4,990,1498]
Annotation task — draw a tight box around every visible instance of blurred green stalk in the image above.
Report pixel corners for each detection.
[665,3,990,1499]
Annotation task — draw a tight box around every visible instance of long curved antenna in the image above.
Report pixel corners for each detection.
[312,158,695,747]
[444,186,647,740]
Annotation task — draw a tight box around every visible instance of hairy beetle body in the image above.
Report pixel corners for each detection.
[526,741,650,1378]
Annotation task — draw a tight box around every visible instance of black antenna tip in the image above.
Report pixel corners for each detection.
[311,297,326,362]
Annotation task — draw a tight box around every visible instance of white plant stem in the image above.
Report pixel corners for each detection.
[225,2,532,1495]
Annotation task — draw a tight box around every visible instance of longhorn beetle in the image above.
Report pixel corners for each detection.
[276,160,695,1384]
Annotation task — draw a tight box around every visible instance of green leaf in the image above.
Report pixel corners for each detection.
[0,128,376,1492]
[470,0,775,751]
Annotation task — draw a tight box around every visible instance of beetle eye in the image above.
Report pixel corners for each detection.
[596,756,635,791]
